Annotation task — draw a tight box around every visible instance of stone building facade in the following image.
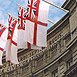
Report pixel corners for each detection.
[0,0,77,77]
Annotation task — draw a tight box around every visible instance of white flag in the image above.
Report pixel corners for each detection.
[0,24,8,65]
[6,15,19,64]
[18,5,42,50]
[25,0,49,47]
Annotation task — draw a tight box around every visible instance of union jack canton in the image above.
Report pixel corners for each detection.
[0,24,7,52]
[18,6,28,30]
[0,24,6,37]
[27,0,39,20]
[8,15,17,41]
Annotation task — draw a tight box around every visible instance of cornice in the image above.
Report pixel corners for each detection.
[62,0,71,9]
[47,13,69,40]
[62,0,76,10]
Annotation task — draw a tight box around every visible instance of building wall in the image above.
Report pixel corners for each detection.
[0,0,77,77]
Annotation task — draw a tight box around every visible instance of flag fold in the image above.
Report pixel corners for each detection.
[6,15,19,64]
[0,24,8,65]
[24,0,49,47]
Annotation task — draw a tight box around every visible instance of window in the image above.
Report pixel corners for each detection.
[52,69,58,77]
[67,58,73,69]
[65,34,71,44]
[45,74,49,77]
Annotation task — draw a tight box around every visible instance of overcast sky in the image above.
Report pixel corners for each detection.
[0,0,66,29]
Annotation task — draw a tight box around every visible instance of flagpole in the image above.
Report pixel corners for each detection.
[42,0,69,13]
[16,4,55,25]
[48,19,55,24]
[17,4,27,10]
[7,13,18,20]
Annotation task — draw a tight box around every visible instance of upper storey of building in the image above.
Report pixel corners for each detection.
[0,0,77,77]
[47,0,77,41]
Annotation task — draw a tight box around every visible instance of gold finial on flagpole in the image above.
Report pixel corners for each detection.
[42,0,69,13]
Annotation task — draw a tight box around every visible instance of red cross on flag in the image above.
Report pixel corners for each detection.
[6,15,19,64]
[18,5,42,50]
[25,0,49,47]
[0,24,8,65]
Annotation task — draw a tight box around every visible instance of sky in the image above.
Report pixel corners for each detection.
[0,0,67,29]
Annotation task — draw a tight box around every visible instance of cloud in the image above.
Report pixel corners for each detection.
[0,0,11,9]
[20,0,28,7]
[0,10,8,27]
[0,0,11,26]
